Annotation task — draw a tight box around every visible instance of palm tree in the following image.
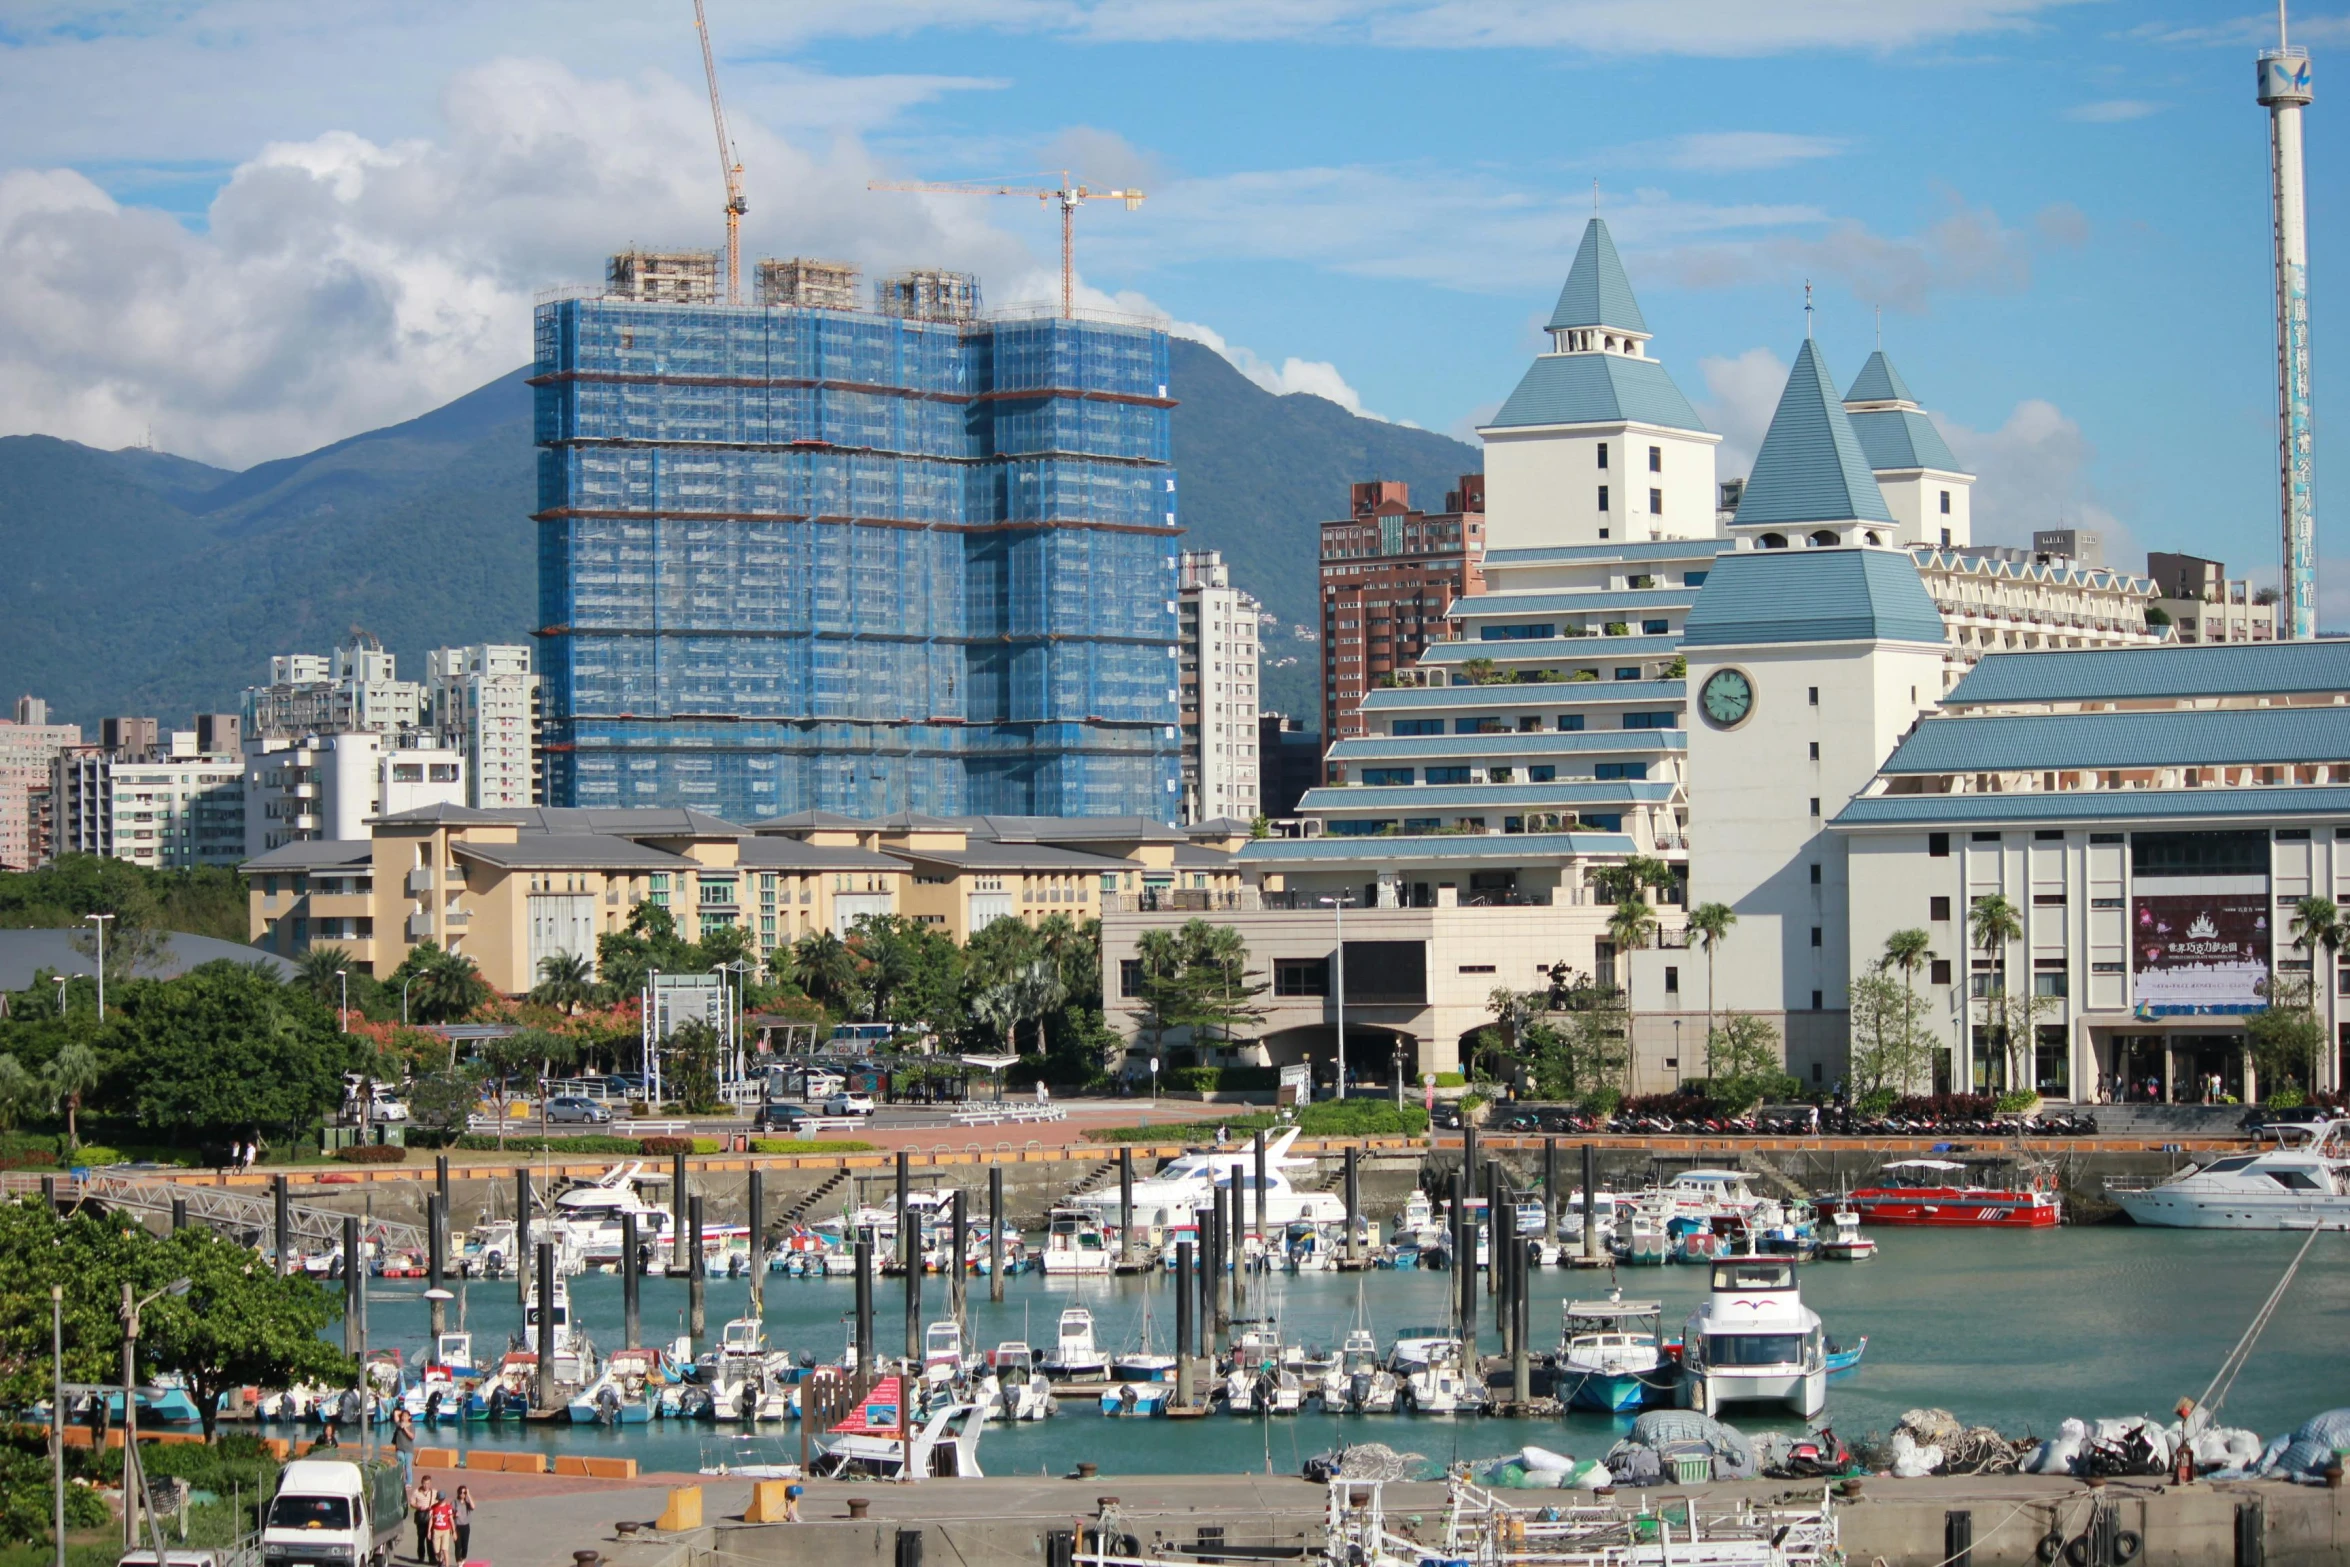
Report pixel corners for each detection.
[789,930,859,1014]
[2289,897,2343,989]
[1684,902,1736,1071]
[532,951,596,1015]
[0,1054,32,1134]
[1880,928,1935,1095]
[1605,894,1658,957]
[294,946,353,1004]
[1969,894,2023,1088]
[1006,959,1069,1058]
[410,946,490,1024]
[47,1041,101,1150]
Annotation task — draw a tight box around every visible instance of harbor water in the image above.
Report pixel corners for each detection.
[337,1226,2349,1477]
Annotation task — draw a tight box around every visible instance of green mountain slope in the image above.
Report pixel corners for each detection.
[0,341,1476,737]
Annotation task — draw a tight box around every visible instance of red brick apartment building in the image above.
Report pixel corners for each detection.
[1319,475,1485,770]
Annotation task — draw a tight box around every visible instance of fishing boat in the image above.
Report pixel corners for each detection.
[1817,1209,1877,1260]
[981,1342,1054,1422]
[923,1320,974,1384]
[1391,1190,1445,1252]
[1614,1201,1669,1266]
[1039,1307,1109,1379]
[1843,1158,2061,1228]
[1041,1208,1114,1276]
[1678,1255,1827,1419]
[1385,1324,1457,1372]
[1555,1295,1665,1413]
[2109,1119,2350,1229]
[1322,1328,1399,1413]
[1099,1381,1174,1417]
[807,1375,984,1479]
[1399,1344,1485,1415]
[1826,1336,1868,1375]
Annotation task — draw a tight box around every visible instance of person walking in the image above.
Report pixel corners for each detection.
[451,1486,475,1562]
[428,1491,457,1567]
[407,1477,435,1562]
[392,1406,417,1485]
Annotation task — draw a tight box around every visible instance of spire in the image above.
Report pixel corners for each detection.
[1843,349,1917,409]
[1545,217,1649,335]
[1732,338,1895,527]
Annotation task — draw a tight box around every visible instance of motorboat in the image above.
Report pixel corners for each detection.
[1322,1328,1399,1413]
[1391,1190,1445,1250]
[1040,1208,1114,1276]
[1817,1208,1877,1260]
[923,1319,974,1385]
[2109,1120,2350,1229]
[808,1375,984,1479]
[1284,1221,1339,1272]
[1075,1129,1346,1235]
[1614,1200,1669,1266]
[1100,1381,1174,1417]
[709,1317,793,1421]
[1111,1304,1178,1383]
[981,1342,1055,1422]
[518,1272,599,1392]
[1555,1295,1665,1413]
[699,1434,801,1480]
[551,1162,675,1267]
[1678,1255,1826,1419]
[1399,1345,1485,1415]
[1844,1158,2062,1228]
[1039,1307,1109,1379]
[1386,1324,1457,1372]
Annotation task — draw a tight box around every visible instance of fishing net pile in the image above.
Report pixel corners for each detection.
[1599,1411,1758,1486]
[1302,1443,1430,1484]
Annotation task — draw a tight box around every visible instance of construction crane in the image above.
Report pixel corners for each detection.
[692,0,747,304]
[867,172,1143,318]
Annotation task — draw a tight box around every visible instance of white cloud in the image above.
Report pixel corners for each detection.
[2125,13,2350,48]
[1655,192,2068,313]
[2064,99,2163,122]
[1162,317,1385,418]
[1618,132,1849,173]
[1936,397,2137,563]
[1696,347,1790,479]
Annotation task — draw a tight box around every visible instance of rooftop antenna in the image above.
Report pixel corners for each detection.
[1803,280,1814,339]
[1874,304,1882,349]
[1592,178,1600,216]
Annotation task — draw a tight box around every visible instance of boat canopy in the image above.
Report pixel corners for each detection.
[1709,1258,1796,1291]
[1879,1159,1965,1171]
[1564,1298,1662,1319]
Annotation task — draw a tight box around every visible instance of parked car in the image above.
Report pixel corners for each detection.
[1430,1103,1464,1130]
[802,1071,846,1101]
[544,1096,614,1125]
[824,1091,876,1117]
[753,1102,814,1134]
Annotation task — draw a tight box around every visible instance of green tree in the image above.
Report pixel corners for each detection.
[1706,1012,1790,1110]
[1848,970,1932,1097]
[1968,894,2023,1083]
[531,951,596,1014]
[1685,901,1736,1064]
[1605,894,1658,956]
[788,929,861,1016]
[2288,897,2343,996]
[293,946,355,1005]
[2248,971,2326,1098]
[111,962,349,1144]
[46,1040,101,1150]
[667,1018,722,1114]
[0,1056,34,1134]
[388,942,492,1024]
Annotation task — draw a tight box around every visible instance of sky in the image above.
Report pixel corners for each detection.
[1,1,2346,608]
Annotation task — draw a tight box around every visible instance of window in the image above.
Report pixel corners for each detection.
[1807,686,1819,706]
[1119,959,1144,997]
[1597,442,1609,469]
[1648,445,1662,473]
[1394,718,1444,736]
[1529,765,1556,783]
[1930,958,1953,985]
[1811,990,1823,1010]
[1930,895,1951,921]
[2034,971,2069,998]
[1642,618,1670,634]
[2032,892,2066,906]
[2034,829,2064,841]
[1481,623,1557,640]
[1361,768,1413,786]
[1810,927,1822,948]
[1622,711,1677,729]
[1664,965,1679,993]
[1594,762,1649,781]
[1615,667,1642,680]
[1598,484,1610,513]
[1649,488,1663,515]
[1809,863,1822,885]
[1939,490,1951,515]
[1455,718,1507,734]
[1458,964,1497,975]
[1273,958,1330,997]
[1972,831,2002,843]
[1425,766,1471,784]
[1557,714,1585,732]
[1929,832,1950,857]
[1809,798,1821,817]
[1684,570,1708,587]
[1940,528,1952,547]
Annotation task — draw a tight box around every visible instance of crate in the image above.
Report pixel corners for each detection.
[1668,1450,1714,1485]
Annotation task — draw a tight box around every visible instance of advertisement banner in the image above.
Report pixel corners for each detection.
[2131,894,2270,1007]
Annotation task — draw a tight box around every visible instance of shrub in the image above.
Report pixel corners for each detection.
[1578,1087,1623,1116]
[0,1149,57,1171]
[638,1136,697,1156]
[1433,1072,1467,1088]
[1161,1065,1278,1093]
[749,1139,877,1155]
[2267,1083,2308,1110]
[1292,1100,1426,1137]
[333,1144,408,1164]
[1992,1089,2041,1114]
[450,1134,653,1154]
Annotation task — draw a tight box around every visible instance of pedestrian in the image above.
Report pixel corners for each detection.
[429,1490,457,1567]
[451,1486,475,1561]
[392,1406,417,1486]
[408,1476,435,1561]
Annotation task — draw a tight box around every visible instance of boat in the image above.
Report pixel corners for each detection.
[1076,1128,1346,1237]
[2109,1119,2350,1229]
[551,1162,676,1267]
[1678,1255,1827,1419]
[1614,1200,1669,1266]
[1826,1336,1868,1375]
[1816,1208,1877,1260]
[923,1320,974,1385]
[699,1434,802,1480]
[1555,1295,1665,1413]
[1322,1328,1399,1413]
[1391,1190,1444,1250]
[1399,1345,1485,1415]
[1111,1302,1178,1383]
[981,1342,1055,1422]
[1099,1381,1174,1417]
[1386,1324,1456,1372]
[1843,1158,2062,1228]
[708,1317,791,1421]
[1039,1307,1109,1379]
[807,1375,984,1479]
[1040,1208,1114,1276]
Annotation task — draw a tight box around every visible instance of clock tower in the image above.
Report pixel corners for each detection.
[1678,339,1946,1081]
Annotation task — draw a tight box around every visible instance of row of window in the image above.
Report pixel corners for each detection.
[1595,486,1666,516]
[1477,619,1674,641]
[1389,711,1675,737]
[1595,442,1664,473]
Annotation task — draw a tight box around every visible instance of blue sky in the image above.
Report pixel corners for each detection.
[0,1,2344,605]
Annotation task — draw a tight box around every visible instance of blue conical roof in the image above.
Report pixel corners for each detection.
[1844,350,1916,406]
[1732,339,1895,526]
[1545,219,1649,335]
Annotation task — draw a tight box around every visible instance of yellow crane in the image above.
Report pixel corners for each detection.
[867,171,1143,318]
[692,0,747,304]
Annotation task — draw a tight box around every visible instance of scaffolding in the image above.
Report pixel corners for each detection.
[876,268,981,322]
[534,293,1180,821]
[757,257,860,311]
[606,249,719,304]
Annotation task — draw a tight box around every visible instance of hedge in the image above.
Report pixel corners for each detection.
[749,1139,877,1155]
[451,1134,665,1155]
[333,1145,408,1164]
[1160,1066,1278,1093]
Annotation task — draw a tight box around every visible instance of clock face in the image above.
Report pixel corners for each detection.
[1700,668,1754,728]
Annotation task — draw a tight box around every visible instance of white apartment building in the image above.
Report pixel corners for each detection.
[1177,551,1261,824]
[426,644,541,809]
[243,631,423,738]
[0,698,81,870]
[245,731,466,856]
[54,748,246,870]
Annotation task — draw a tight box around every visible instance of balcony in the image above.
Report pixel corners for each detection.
[405,910,436,940]
[406,866,435,894]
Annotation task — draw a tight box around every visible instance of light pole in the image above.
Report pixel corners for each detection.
[645,967,662,1107]
[1318,894,1354,1101]
[50,1286,63,1567]
[401,977,415,1028]
[84,913,112,1020]
[119,1276,191,1554]
[337,969,349,1035]
[52,975,71,1016]
[1673,1018,1684,1087]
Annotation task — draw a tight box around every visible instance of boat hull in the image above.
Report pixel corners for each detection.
[1844,1189,2060,1228]
[2112,1190,2350,1230]
[1561,1369,1650,1413]
[1684,1366,1826,1420]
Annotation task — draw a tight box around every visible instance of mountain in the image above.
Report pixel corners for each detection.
[0,337,1478,735]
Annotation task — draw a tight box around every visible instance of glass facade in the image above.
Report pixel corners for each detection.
[534,298,1183,819]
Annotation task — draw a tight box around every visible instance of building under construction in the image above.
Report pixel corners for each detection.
[532,255,1183,821]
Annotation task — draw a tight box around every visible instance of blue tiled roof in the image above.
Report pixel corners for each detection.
[1834,786,2350,829]
[1238,832,1638,864]
[1420,634,1680,664]
[1328,730,1685,761]
[1485,354,1708,433]
[1882,706,2350,772]
[1304,781,1675,811]
[1452,587,1697,617]
[1848,408,1965,475]
[1546,218,1649,333]
[1732,339,1895,526]
[1945,641,2350,706]
[1680,547,1946,648]
[1361,679,1686,710]
[1843,349,1916,406]
[1484,539,1736,567]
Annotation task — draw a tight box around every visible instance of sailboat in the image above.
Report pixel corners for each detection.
[1111,1300,1178,1383]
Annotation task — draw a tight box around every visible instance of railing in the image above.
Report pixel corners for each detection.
[950,1103,1068,1127]
[1102,889,1264,914]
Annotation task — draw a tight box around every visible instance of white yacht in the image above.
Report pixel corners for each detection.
[1040,1208,1113,1275]
[2112,1120,2350,1229]
[1075,1129,1345,1233]
[1679,1255,1826,1419]
[1039,1307,1109,1379]
[552,1163,675,1266]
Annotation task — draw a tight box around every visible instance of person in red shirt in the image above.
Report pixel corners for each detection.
[428,1495,457,1567]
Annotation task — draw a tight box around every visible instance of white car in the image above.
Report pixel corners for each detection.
[803,1072,845,1101]
[824,1091,876,1117]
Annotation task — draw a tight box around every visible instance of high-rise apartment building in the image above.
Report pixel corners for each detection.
[427,645,541,808]
[1318,476,1486,756]
[1176,551,1261,823]
[244,732,467,857]
[54,747,245,870]
[532,256,1181,821]
[0,698,81,870]
[243,632,423,738]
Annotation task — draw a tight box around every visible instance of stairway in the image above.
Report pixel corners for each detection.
[1064,1159,1121,1199]
[781,1169,848,1225]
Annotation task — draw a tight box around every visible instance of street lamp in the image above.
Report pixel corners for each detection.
[337,969,349,1035]
[1317,894,1355,1101]
[119,1277,192,1554]
[83,913,113,1020]
[401,976,415,1028]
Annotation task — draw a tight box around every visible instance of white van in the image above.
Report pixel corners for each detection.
[261,1458,406,1567]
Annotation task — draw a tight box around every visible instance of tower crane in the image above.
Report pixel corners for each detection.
[692,0,747,304]
[866,171,1144,318]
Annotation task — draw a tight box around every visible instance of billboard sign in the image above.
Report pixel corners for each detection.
[2131,895,2269,1008]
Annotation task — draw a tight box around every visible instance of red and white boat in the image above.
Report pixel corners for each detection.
[1838,1158,2061,1228]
